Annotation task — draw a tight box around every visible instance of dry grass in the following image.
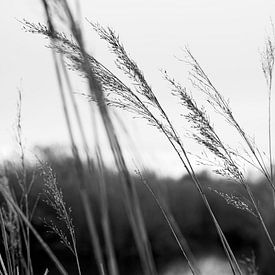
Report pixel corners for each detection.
[0,1,274,275]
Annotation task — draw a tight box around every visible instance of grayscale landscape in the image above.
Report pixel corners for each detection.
[0,1,274,274]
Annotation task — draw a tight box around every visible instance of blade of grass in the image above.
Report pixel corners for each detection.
[96,149,120,275]
[135,169,201,275]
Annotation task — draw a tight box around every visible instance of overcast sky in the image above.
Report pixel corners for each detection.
[0,0,275,178]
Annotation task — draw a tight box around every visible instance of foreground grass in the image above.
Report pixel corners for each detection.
[0,1,274,274]
[0,150,272,274]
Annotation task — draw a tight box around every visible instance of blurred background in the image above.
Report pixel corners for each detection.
[4,149,274,274]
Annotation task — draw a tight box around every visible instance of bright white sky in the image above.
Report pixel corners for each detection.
[0,0,275,178]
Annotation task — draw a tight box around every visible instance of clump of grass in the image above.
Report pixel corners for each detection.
[0,90,68,275]
[0,174,20,275]
[0,170,68,275]
[163,71,244,181]
[32,1,158,275]
[14,2,275,274]
[88,23,243,274]
[40,163,82,275]
[166,46,275,253]
[23,18,245,274]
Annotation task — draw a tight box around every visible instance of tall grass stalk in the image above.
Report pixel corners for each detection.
[39,1,157,274]
[96,149,119,275]
[65,16,157,275]
[177,48,275,253]
[135,169,200,275]
[41,164,82,275]
[15,89,33,275]
[53,39,106,275]
[40,2,107,274]
[185,48,273,187]
[0,96,36,275]
[114,112,200,274]
[260,26,274,203]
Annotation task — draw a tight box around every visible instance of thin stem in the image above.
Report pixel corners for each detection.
[96,149,120,275]
[158,105,242,274]
[139,171,200,275]
[243,182,275,252]
[268,84,274,209]
[0,190,68,275]
[0,211,13,275]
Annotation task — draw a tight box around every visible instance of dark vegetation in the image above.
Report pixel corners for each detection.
[2,148,274,274]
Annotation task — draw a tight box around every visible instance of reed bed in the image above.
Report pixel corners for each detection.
[0,1,274,274]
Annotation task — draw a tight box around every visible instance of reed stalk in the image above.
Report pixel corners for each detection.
[39,1,157,274]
